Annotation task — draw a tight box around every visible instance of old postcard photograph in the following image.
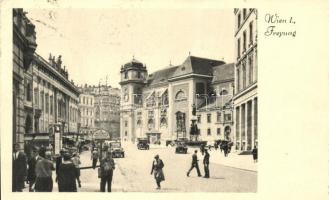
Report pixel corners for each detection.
[1,0,328,199]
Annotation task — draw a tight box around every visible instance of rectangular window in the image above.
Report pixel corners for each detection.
[237,38,241,58]
[238,14,241,28]
[243,31,247,52]
[50,95,53,115]
[243,8,247,20]
[217,112,221,122]
[197,115,201,123]
[207,114,211,123]
[207,128,211,136]
[34,88,39,106]
[40,91,44,111]
[217,128,221,135]
[249,22,253,45]
[125,121,128,127]
[45,94,49,114]
[225,113,232,122]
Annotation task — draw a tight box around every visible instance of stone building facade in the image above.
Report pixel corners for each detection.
[13,9,37,151]
[233,8,258,151]
[30,53,80,138]
[78,93,95,138]
[120,56,234,143]
[78,85,121,139]
[196,63,234,142]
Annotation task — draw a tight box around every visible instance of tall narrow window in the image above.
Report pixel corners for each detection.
[242,64,246,89]
[207,128,211,136]
[243,31,246,52]
[243,8,247,20]
[237,14,241,28]
[237,68,240,92]
[217,128,221,135]
[249,22,253,45]
[249,56,253,84]
[217,112,221,122]
[50,95,53,115]
[207,114,211,123]
[124,71,128,79]
[237,38,241,58]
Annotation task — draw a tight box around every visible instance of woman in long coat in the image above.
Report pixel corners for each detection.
[57,153,77,192]
[150,154,165,189]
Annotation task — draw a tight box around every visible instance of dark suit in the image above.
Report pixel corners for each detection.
[27,156,41,190]
[12,151,27,191]
[187,153,201,176]
[203,152,210,178]
[55,155,63,175]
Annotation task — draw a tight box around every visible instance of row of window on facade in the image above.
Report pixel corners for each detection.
[236,52,257,92]
[237,21,254,58]
[124,70,142,79]
[237,9,254,30]
[33,88,78,122]
[81,118,94,127]
[79,96,93,105]
[197,112,232,124]
[81,108,94,117]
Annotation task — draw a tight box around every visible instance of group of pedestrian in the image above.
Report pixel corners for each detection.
[187,149,210,178]
[12,142,83,192]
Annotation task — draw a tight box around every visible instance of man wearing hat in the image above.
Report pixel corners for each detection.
[27,146,41,191]
[203,149,210,178]
[150,154,165,189]
[12,143,27,192]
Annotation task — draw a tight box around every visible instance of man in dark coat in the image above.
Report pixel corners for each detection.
[12,143,27,192]
[203,149,210,178]
[100,152,115,192]
[252,145,258,163]
[187,150,202,177]
[27,147,41,191]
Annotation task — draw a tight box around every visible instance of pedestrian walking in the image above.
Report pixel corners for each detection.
[27,147,41,192]
[150,154,165,189]
[71,152,82,188]
[91,148,99,169]
[57,152,77,192]
[223,143,228,157]
[55,149,66,176]
[99,152,115,192]
[252,145,258,163]
[187,150,202,177]
[203,149,210,178]
[12,143,27,192]
[35,148,55,192]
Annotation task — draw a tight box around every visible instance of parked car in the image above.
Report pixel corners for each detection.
[109,141,125,158]
[175,141,188,154]
[137,138,150,150]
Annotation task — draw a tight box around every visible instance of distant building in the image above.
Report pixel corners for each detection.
[197,63,234,142]
[13,9,37,151]
[78,93,95,139]
[233,8,258,151]
[78,85,121,139]
[119,55,234,143]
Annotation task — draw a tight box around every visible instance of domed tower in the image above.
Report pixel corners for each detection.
[119,57,147,142]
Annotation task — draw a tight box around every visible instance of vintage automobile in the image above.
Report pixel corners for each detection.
[137,138,150,150]
[109,141,125,158]
[175,141,188,154]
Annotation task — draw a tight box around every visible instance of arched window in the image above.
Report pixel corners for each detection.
[137,119,142,127]
[175,90,186,101]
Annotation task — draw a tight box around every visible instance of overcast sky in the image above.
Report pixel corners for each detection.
[26,8,234,88]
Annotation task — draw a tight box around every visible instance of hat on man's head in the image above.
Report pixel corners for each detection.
[154,154,159,159]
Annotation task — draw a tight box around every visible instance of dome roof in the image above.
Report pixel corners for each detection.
[122,58,145,70]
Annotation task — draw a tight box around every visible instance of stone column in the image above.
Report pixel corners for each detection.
[251,99,255,148]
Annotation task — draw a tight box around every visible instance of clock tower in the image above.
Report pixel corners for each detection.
[119,57,147,142]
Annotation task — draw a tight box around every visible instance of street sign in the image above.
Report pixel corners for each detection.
[93,129,110,140]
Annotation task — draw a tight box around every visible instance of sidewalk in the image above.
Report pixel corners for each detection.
[192,147,257,172]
